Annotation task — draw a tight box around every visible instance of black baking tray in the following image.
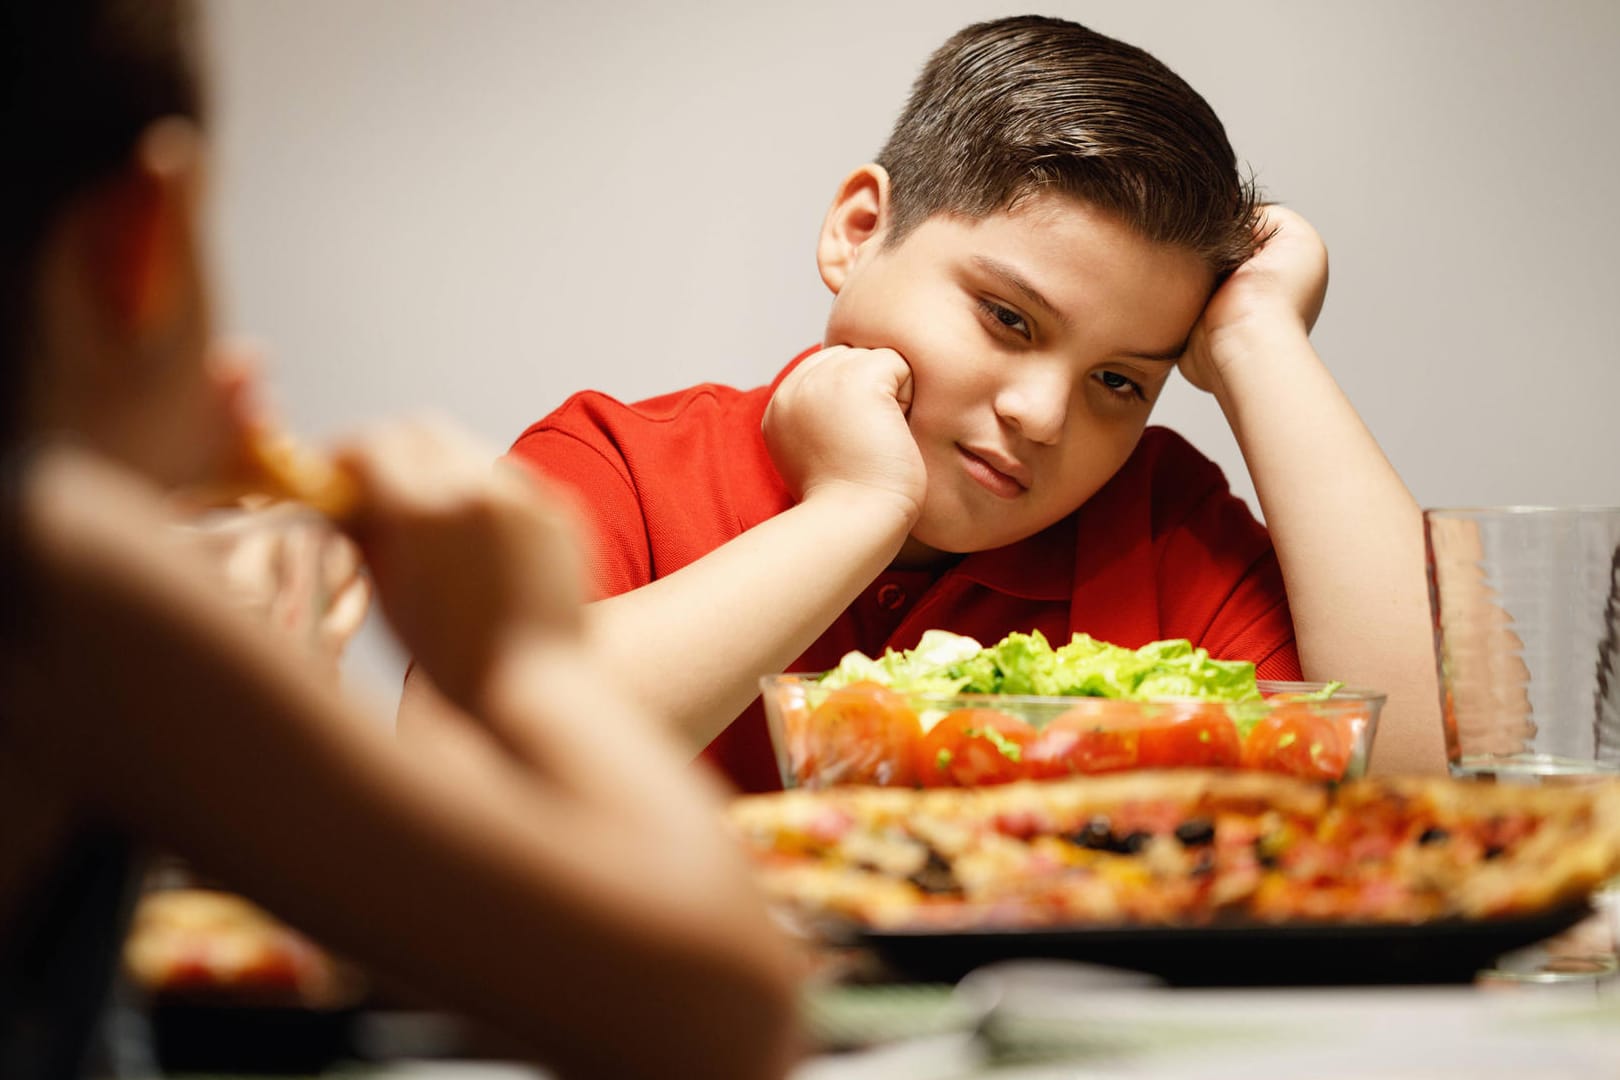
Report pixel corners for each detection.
[856,903,1594,986]
[147,1000,360,1074]
[145,1001,508,1073]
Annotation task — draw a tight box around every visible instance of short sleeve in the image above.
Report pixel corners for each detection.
[506,424,653,600]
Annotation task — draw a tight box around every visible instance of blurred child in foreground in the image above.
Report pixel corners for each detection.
[0,3,798,1077]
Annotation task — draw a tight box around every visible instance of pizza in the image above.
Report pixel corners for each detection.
[727,771,1620,932]
[238,427,358,520]
[199,425,359,520]
[229,426,359,520]
[125,889,356,1007]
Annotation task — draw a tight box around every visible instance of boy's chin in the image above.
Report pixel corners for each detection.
[895,524,1012,567]
[893,533,966,569]
[906,507,1069,561]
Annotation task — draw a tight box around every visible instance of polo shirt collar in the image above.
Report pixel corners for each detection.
[944,512,1077,602]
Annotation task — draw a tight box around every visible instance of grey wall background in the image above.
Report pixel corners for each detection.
[205,0,1620,701]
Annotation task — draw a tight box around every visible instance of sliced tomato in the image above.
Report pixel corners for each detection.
[1025,702,1142,778]
[782,696,817,782]
[801,681,921,787]
[915,708,1037,787]
[1242,704,1350,781]
[1137,702,1242,769]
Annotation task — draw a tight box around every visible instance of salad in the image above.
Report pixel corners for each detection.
[819,629,1269,701]
[767,631,1375,787]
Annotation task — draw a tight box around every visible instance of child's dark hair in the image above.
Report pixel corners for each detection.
[0,0,200,630]
[876,16,1262,276]
[0,0,201,413]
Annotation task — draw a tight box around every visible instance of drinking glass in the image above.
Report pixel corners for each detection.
[1424,506,1620,782]
[1424,505,1620,982]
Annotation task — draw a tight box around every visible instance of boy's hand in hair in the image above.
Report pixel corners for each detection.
[1178,205,1329,394]
[762,344,926,525]
[334,420,588,715]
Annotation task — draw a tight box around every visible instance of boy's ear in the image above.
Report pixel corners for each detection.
[816,163,892,295]
[83,118,206,346]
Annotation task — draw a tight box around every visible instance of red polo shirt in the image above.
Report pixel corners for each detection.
[509,352,1299,793]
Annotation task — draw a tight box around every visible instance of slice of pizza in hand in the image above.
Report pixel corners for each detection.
[202,424,359,521]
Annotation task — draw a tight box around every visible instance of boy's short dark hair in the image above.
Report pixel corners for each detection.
[876,15,1261,276]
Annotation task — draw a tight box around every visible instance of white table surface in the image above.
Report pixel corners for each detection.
[133,966,1620,1079]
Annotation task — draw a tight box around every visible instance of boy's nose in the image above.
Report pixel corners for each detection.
[993,375,1068,446]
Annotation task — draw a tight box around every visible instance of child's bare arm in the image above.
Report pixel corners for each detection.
[16,441,800,1080]
[413,345,924,753]
[1180,205,1447,774]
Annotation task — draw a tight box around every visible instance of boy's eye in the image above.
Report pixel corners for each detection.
[1097,370,1146,401]
[977,299,1031,340]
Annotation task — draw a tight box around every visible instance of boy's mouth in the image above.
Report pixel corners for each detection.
[957,445,1029,499]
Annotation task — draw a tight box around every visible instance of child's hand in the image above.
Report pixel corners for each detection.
[334,419,588,712]
[762,345,926,522]
[183,503,370,673]
[1178,205,1329,394]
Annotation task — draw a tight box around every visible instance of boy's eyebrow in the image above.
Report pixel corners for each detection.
[972,254,1188,362]
[1122,343,1186,364]
[971,255,1068,328]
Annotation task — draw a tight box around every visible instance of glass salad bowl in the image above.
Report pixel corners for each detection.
[760,632,1384,789]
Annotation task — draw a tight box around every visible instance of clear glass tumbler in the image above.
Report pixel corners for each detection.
[1424,506,1620,783]
[1425,505,1620,982]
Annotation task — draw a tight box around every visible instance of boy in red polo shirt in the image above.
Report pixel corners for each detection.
[401,16,1444,788]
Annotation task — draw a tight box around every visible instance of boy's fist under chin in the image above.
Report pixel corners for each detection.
[762,345,927,521]
[1178,204,1330,394]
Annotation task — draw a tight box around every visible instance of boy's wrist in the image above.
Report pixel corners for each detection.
[1203,315,1315,398]
[801,478,922,536]
[1207,303,1310,358]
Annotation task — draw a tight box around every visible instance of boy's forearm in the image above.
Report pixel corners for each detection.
[463,636,742,812]
[1211,323,1447,774]
[584,482,917,750]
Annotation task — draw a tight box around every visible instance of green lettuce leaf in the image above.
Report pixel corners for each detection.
[818,630,981,696]
[816,630,1263,703]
